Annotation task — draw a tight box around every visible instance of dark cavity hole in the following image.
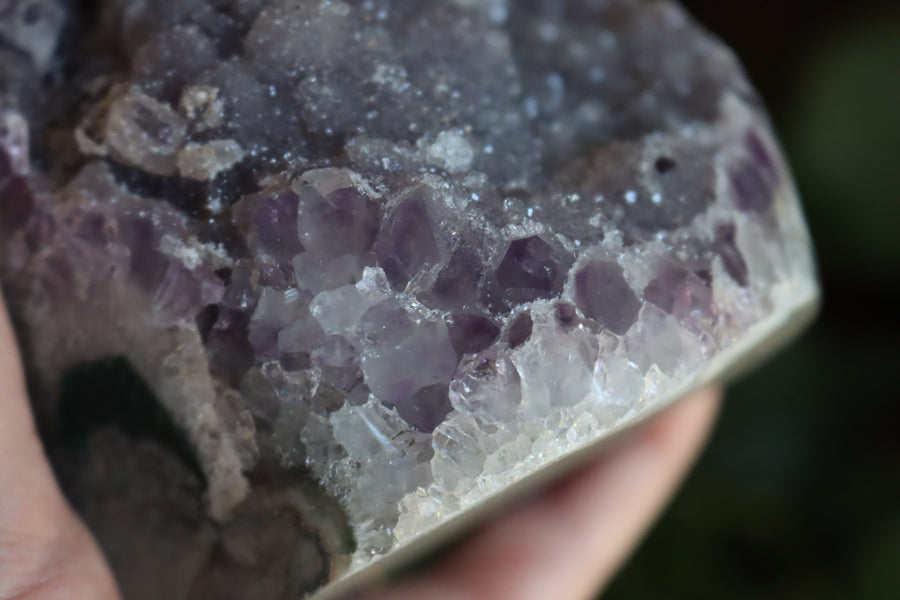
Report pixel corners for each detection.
[23,4,42,24]
[59,356,206,484]
[214,267,233,285]
[196,304,220,342]
[655,157,677,174]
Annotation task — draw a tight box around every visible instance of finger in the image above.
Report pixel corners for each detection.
[0,293,120,599]
[361,387,721,600]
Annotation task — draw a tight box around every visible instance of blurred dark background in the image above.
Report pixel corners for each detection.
[606,1,900,598]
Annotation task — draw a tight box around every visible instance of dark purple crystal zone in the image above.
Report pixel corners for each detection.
[230,162,748,423]
[0,134,775,440]
[729,131,779,215]
[447,314,500,358]
[0,175,718,439]
[1,122,771,439]
[714,223,750,287]
[376,196,439,291]
[233,188,303,265]
[643,261,714,322]
[223,186,599,432]
[495,236,573,303]
[575,260,641,336]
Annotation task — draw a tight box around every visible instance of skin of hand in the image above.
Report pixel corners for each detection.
[0,292,719,600]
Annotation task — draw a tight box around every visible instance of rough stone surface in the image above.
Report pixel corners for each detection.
[0,1,817,597]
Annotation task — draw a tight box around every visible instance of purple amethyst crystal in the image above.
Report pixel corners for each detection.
[376,195,441,291]
[421,246,485,312]
[644,260,715,324]
[395,384,453,434]
[575,259,642,335]
[0,1,818,598]
[715,222,751,287]
[233,187,303,265]
[360,313,458,406]
[296,177,381,263]
[447,313,501,358]
[729,131,780,214]
[495,236,573,303]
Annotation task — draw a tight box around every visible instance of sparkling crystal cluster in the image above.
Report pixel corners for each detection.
[0,1,817,597]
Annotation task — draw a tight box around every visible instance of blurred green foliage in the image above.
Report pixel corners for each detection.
[606,2,900,599]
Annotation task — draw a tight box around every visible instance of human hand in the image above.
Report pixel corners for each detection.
[0,294,120,598]
[0,291,719,600]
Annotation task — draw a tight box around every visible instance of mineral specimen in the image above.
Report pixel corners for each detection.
[0,0,818,598]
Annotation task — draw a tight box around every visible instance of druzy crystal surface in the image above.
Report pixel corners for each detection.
[0,1,818,597]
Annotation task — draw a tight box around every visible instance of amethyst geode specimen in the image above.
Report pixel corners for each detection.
[0,0,817,598]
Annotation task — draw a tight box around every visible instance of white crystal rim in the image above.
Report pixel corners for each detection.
[315,277,819,599]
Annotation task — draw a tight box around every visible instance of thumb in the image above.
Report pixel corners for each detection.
[0,293,120,600]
